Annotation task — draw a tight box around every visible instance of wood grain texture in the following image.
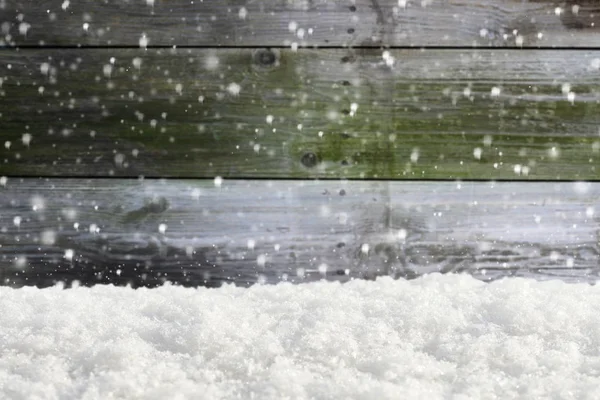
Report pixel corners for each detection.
[1,179,598,288]
[1,48,600,179]
[1,0,598,48]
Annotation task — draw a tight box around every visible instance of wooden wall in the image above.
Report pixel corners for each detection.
[1,0,599,287]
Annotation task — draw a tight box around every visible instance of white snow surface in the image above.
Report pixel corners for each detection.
[1,274,600,399]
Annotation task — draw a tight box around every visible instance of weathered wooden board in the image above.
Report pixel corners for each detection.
[1,0,599,48]
[2,48,600,179]
[0,179,598,288]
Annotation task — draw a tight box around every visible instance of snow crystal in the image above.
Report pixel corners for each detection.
[190,188,201,200]
[1,275,600,399]
[360,243,370,254]
[30,195,45,212]
[21,133,32,146]
[256,254,267,267]
[40,62,50,75]
[63,249,74,261]
[226,83,241,96]
[40,230,56,245]
[515,35,524,47]
[88,224,99,234]
[317,263,328,275]
[288,21,298,33]
[397,228,408,241]
[18,22,30,36]
[132,57,143,70]
[102,64,113,78]
[13,256,26,268]
[410,148,419,163]
[483,134,493,147]
[548,146,560,159]
[382,51,395,67]
[139,34,149,49]
[204,55,220,71]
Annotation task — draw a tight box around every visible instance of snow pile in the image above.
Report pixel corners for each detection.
[1,275,600,399]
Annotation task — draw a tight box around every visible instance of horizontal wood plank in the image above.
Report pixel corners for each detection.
[1,179,598,288]
[1,48,600,179]
[1,0,599,48]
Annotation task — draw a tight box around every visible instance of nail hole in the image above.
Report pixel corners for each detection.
[254,49,277,66]
[301,152,319,168]
[349,5,357,11]
[347,28,355,34]
[341,80,351,86]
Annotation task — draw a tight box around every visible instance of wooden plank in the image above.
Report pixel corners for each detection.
[1,0,599,48]
[1,48,600,180]
[1,179,598,288]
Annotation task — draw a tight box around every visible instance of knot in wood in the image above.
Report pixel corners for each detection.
[254,49,277,66]
[301,152,319,168]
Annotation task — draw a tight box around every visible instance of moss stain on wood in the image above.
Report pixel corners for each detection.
[1,49,600,179]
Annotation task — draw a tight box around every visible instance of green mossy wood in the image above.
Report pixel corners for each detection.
[1,49,600,179]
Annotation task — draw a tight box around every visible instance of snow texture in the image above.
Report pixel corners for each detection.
[1,274,600,399]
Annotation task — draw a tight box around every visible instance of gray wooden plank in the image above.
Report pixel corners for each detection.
[1,0,598,48]
[1,48,600,180]
[0,179,598,288]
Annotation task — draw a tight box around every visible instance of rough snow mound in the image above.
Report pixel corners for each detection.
[1,274,600,399]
